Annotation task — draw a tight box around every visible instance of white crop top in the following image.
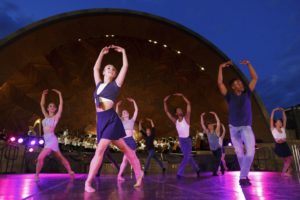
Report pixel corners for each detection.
[176,118,190,138]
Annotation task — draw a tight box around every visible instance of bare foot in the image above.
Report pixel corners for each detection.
[133,171,144,188]
[85,182,96,193]
[118,176,125,182]
[34,174,39,182]
[69,171,75,178]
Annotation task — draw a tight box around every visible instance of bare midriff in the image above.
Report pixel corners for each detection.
[95,99,114,112]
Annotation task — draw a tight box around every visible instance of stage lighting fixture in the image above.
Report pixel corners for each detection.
[10,137,16,142]
[39,139,44,145]
[17,138,24,144]
[28,148,34,152]
[30,140,36,146]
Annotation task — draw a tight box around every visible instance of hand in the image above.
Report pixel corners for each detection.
[201,112,206,117]
[42,89,48,95]
[164,95,170,102]
[219,61,232,68]
[126,97,134,102]
[173,93,183,96]
[146,118,152,122]
[110,45,125,53]
[52,89,61,94]
[99,46,110,56]
[209,111,217,115]
[116,100,122,106]
[240,60,250,65]
[278,107,285,111]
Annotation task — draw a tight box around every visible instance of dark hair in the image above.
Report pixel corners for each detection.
[274,119,283,124]
[174,107,181,114]
[228,78,240,87]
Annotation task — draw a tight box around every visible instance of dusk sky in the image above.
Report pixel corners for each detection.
[0,0,299,113]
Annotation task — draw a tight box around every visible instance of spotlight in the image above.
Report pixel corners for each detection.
[28,148,34,152]
[30,140,36,146]
[163,44,167,48]
[78,38,82,42]
[148,39,152,43]
[176,50,181,54]
[17,138,24,144]
[153,41,158,44]
[201,67,205,71]
[228,142,232,147]
[111,35,115,37]
[10,137,16,142]
[105,35,109,38]
[39,139,44,145]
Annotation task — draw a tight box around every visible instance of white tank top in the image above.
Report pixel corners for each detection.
[176,118,190,138]
[42,117,58,134]
[271,128,286,140]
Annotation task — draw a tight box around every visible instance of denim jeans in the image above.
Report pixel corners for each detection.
[229,125,256,179]
[177,137,199,176]
[144,149,164,172]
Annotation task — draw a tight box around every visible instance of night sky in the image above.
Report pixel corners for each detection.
[1,0,299,113]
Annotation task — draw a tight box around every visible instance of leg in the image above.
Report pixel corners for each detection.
[152,151,165,169]
[53,151,74,176]
[282,156,293,176]
[240,126,256,179]
[118,155,129,181]
[85,139,111,193]
[106,150,120,171]
[221,153,228,171]
[144,149,155,172]
[212,150,221,175]
[229,126,244,177]
[112,139,143,187]
[35,148,52,181]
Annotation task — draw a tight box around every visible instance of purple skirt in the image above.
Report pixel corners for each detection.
[96,108,126,141]
[124,136,137,150]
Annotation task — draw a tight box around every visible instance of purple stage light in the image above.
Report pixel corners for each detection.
[17,138,24,144]
[39,139,44,145]
[228,142,232,146]
[28,147,34,152]
[10,137,16,142]
[30,140,36,146]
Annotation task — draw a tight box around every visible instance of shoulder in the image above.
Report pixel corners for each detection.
[113,80,121,88]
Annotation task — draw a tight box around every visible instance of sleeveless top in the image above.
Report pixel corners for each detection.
[122,119,135,130]
[42,117,58,134]
[94,80,120,106]
[207,132,221,151]
[176,118,190,138]
[271,128,286,140]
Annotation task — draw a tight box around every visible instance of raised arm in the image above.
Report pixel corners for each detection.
[93,46,109,85]
[240,60,258,91]
[146,118,155,128]
[115,100,122,116]
[174,93,191,124]
[163,95,176,124]
[200,113,208,133]
[270,108,277,130]
[210,111,221,136]
[40,89,49,117]
[52,89,63,119]
[218,61,232,96]
[127,98,138,121]
[112,45,128,87]
[280,107,287,129]
[220,124,226,139]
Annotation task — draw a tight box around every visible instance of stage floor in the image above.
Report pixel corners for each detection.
[0,172,300,200]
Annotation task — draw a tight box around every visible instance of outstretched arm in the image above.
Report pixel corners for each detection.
[280,107,287,129]
[218,61,232,96]
[128,98,138,121]
[113,45,128,87]
[40,89,49,117]
[210,111,220,137]
[240,60,258,91]
[200,113,208,133]
[52,89,63,119]
[174,93,191,124]
[93,46,109,85]
[163,95,176,124]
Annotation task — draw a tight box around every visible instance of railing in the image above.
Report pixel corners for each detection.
[291,144,300,173]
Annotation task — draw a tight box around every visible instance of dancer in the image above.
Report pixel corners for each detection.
[217,60,258,186]
[270,107,293,176]
[85,45,143,193]
[139,118,166,174]
[163,93,200,178]
[219,124,228,172]
[200,112,225,176]
[36,89,74,181]
[116,98,139,181]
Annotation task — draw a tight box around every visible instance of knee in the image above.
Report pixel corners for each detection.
[37,156,44,163]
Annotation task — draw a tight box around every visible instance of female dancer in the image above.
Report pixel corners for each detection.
[200,112,225,175]
[270,107,293,176]
[85,45,143,193]
[116,98,139,181]
[36,89,74,181]
[219,124,228,172]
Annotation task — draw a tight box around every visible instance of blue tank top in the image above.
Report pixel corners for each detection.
[207,132,221,151]
[94,80,120,106]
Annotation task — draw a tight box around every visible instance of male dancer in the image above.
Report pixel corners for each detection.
[217,60,258,186]
[164,93,200,178]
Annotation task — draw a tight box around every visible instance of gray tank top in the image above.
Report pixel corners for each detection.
[122,119,135,130]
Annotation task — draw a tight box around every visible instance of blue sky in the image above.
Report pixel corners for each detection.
[0,0,300,113]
